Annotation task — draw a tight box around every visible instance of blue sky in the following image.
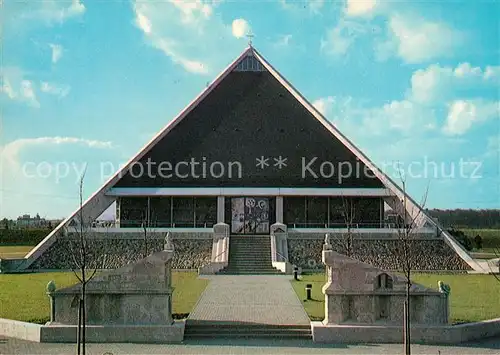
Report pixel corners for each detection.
[1,0,499,219]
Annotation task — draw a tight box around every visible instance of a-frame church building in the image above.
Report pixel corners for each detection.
[8,46,477,273]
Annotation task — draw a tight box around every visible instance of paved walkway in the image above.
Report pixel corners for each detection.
[187,275,310,325]
[470,258,499,273]
[2,336,499,354]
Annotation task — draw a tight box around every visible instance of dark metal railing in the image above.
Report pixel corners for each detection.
[92,219,216,229]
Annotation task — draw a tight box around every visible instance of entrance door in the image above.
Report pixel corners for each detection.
[231,197,270,234]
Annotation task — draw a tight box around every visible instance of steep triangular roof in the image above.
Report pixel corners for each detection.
[22,46,477,271]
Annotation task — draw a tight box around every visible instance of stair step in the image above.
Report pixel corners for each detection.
[226,263,274,266]
[185,329,310,334]
[229,257,272,261]
[229,260,271,263]
[185,333,311,339]
[228,263,273,265]
[230,249,271,251]
[230,249,270,251]
[219,270,281,272]
[225,268,275,270]
[230,246,270,248]
[184,333,311,339]
[222,233,280,275]
[221,270,280,273]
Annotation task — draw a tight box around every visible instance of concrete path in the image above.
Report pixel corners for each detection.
[187,275,310,325]
[2,336,499,354]
[469,258,499,274]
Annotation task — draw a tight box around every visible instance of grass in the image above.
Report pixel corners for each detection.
[0,271,208,323]
[0,245,34,259]
[292,273,500,324]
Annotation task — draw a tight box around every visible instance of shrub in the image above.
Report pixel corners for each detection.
[0,229,49,245]
[447,229,473,251]
[26,317,50,325]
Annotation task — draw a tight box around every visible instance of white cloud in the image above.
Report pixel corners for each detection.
[20,80,39,107]
[380,100,436,132]
[49,43,63,63]
[275,34,293,47]
[0,137,114,167]
[312,96,361,121]
[443,100,499,136]
[321,20,366,57]
[40,82,71,98]
[484,66,500,80]
[315,60,500,139]
[1,79,16,99]
[132,1,239,75]
[8,0,85,24]
[170,0,213,23]
[313,96,335,116]
[135,12,152,34]
[345,0,378,17]
[0,135,114,219]
[232,18,250,39]
[360,100,437,136]
[378,14,465,63]
[1,67,40,107]
[314,95,436,136]
[410,63,500,104]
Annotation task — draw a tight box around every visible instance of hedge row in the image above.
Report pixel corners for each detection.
[0,229,50,245]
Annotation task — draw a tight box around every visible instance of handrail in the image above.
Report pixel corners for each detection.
[213,248,228,262]
[275,250,289,263]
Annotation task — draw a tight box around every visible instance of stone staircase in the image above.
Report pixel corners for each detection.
[217,234,283,275]
[184,321,312,339]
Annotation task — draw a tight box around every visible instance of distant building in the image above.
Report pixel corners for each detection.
[16,214,52,229]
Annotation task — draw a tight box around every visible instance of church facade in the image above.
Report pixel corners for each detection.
[10,47,475,273]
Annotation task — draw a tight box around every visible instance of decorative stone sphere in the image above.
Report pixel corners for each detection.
[46,280,56,293]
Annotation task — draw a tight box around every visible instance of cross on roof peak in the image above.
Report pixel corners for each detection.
[246,32,254,47]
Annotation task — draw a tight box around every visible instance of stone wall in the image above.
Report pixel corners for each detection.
[311,318,500,344]
[30,238,212,270]
[288,239,471,271]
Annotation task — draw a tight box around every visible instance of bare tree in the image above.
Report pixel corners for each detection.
[489,247,500,283]
[334,197,356,257]
[141,220,149,259]
[65,171,103,355]
[391,173,429,355]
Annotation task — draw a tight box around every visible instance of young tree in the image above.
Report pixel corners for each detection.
[333,197,356,257]
[141,220,150,259]
[489,247,500,283]
[1,218,9,230]
[392,174,429,355]
[64,171,105,355]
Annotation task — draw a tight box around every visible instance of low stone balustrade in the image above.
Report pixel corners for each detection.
[44,233,184,343]
[321,235,448,326]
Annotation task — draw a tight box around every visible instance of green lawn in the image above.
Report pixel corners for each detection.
[0,245,34,259]
[292,273,500,324]
[0,271,208,323]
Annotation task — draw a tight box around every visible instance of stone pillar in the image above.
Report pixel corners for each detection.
[270,222,288,262]
[213,222,229,263]
[321,237,348,325]
[275,196,284,223]
[46,280,56,323]
[217,196,225,223]
[164,235,175,325]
